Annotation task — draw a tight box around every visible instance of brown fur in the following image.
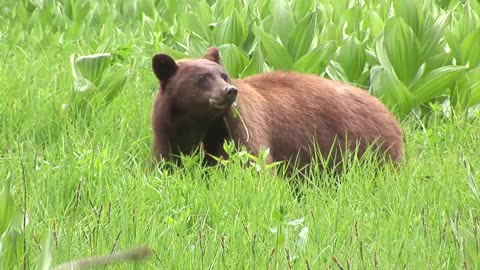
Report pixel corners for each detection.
[151,48,404,170]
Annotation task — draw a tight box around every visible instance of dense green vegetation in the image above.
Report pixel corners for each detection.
[1,0,480,269]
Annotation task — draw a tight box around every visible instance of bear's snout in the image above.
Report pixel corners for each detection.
[223,85,238,97]
[208,85,238,110]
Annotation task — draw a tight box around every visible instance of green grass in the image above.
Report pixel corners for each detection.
[1,0,480,269]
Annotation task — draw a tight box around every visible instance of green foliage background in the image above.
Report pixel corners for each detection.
[1,0,480,269]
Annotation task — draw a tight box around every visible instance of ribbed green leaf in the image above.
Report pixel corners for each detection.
[393,0,423,35]
[421,12,452,59]
[325,60,349,82]
[342,6,362,35]
[137,0,156,18]
[98,68,130,105]
[269,0,295,45]
[460,27,480,67]
[0,229,24,270]
[73,53,112,84]
[35,231,52,270]
[370,66,414,116]
[470,83,480,107]
[291,0,314,21]
[253,27,293,70]
[424,52,452,73]
[365,10,384,38]
[157,44,188,60]
[287,11,317,60]
[336,36,366,82]
[0,177,14,236]
[319,21,338,42]
[410,66,467,106]
[374,34,391,69]
[191,0,214,24]
[214,9,247,47]
[458,4,479,41]
[293,41,336,74]
[453,67,480,108]
[219,44,249,78]
[242,44,266,77]
[185,12,212,43]
[186,32,210,59]
[383,16,422,87]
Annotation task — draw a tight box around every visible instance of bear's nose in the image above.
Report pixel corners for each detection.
[223,85,238,96]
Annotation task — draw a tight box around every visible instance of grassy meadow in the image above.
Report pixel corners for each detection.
[1,0,480,269]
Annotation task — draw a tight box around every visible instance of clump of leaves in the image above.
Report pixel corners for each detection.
[65,53,130,117]
[0,175,52,270]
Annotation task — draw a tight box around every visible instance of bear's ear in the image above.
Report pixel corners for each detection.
[152,54,178,81]
[203,48,221,64]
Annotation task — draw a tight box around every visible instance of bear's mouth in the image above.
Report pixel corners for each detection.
[209,98,232,110]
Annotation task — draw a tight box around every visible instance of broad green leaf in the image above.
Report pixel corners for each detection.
[365,10,384,38]
[319,21,338,42]
[73,77,96,94]
[383,16,422,87]
[214,9,247,47]
[291,0,314,21]
[410,65,467,106]
[137,0,157,19]
[219,44,249,78]
[0,229,24,270]
[293,41,337,74]
[393,0,424,35]
[342,6,362,35]
[269,0,295,45]
[365,49,380,67]
[336,36,366,82]
[156,44,188,60]
[424,52,452,73]
[242,44,265,77]
[186,32,210,59]
[460,27,480,67]
[374,34,391,69]
[73,53,112,85]
[35,231,52,270]
[453,67,480,108]
[287,11,317,60]
[222,0,243,17]
[185,13,212,43]
[191,0,214,25]
[449,218,480,267]
[0,177,14,236]
[469,82,480,107]
[258,0,273,18]
[253,27,293,70]
[421,12,452,58]
[98,68,131,105]
[458,3,480,41]
[317,2,333,25]
[468,0,480,14]
[370,66,414,117]
[325,60,349,82]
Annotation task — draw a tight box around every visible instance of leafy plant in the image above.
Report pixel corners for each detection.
[67,53,130,114]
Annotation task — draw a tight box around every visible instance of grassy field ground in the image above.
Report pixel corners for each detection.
[1,0,480,269]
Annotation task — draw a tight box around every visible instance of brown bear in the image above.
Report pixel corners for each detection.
[151,48,404,171]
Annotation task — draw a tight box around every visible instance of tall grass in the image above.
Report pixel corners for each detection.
[1,0,480,269]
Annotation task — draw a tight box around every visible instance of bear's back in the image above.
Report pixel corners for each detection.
[232,71,403,166]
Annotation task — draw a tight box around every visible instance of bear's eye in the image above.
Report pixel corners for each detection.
[221,73,229,82]
[198,74,210,84]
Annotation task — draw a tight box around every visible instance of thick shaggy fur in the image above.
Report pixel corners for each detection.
[151,48,404,170]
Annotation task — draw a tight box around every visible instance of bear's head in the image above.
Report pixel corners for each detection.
[152,48,238,120]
